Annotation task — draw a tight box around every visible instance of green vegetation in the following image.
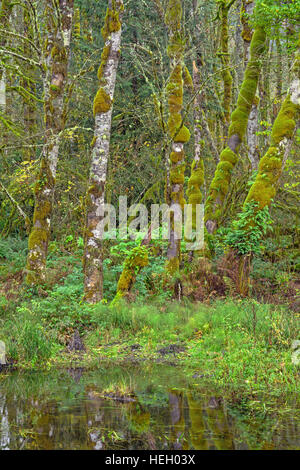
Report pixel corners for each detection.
[0,236,298,397]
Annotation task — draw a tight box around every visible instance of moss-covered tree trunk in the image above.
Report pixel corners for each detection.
[231,42,299,295]
[218,0,235,135]
[204,25,266,234]
[83,0,124,303]
[185,60,204,256]
[25,0,74,285]
[165,0,190,274]
[244,44,300,211]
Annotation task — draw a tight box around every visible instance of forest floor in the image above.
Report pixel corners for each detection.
[0,237,299,398]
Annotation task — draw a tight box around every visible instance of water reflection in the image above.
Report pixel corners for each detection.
[0,365,299,450]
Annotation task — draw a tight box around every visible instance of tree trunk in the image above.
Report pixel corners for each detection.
[233,41,300,294]
[83,0,124,303]
[244,42,300,211]
[0,0,13,110]
[219,0,234,135]
[22,6,37,162]
[165,0,191,274]
[26,0,74,285]
[204,26,266,234]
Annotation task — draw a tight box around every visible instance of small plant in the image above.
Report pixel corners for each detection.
[224,202,273,255]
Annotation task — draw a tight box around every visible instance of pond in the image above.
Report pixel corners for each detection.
[0,364,299,450]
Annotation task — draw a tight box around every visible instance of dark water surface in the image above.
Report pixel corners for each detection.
[0,365,299,450]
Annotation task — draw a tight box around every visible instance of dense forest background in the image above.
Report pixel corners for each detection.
[0,0,299,373]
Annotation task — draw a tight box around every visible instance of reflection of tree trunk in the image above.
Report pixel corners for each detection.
[206,397,234,450]
[187,392,208,450]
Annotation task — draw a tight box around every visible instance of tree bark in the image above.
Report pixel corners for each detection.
[204,26,266,234]
[26,0,74,285]
[83,0,124,303]
[165,0,191,274]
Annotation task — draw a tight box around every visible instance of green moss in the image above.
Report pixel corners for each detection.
[170,150,184,163]
[183,65,193,89]
[90,136,97,148]
[220,147,238,165]
[166,256,179,275]
[244,95,298,211]
[116,247,149,295]
[271,97,297,145]
[168,112,182,134]
[174,125,191,143]
[170,163,185,185]
[167,65,183,113]
[101,7,121,41]
[97,45,111,82]
[249,28,266,56]
[93,87,112,115]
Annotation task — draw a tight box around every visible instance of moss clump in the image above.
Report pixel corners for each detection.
[170,163,186,185]
[101,7,121,40]
[271,97,297,145]
[116,246,149,294]
[93,88,112,115]
[167,65,183,113]
[170,150,184,163]
[97,45,111,82]
[183,65,193,89]
[166,256,180,275]
[173,125,191,143]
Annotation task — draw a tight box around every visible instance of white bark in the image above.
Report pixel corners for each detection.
[84,0,124,302]
[247,103,259,169]
[0,71,5,109]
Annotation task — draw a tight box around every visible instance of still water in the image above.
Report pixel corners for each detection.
[0,364,299,450]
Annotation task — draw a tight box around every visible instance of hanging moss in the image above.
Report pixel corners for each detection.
[93,87,112,115]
